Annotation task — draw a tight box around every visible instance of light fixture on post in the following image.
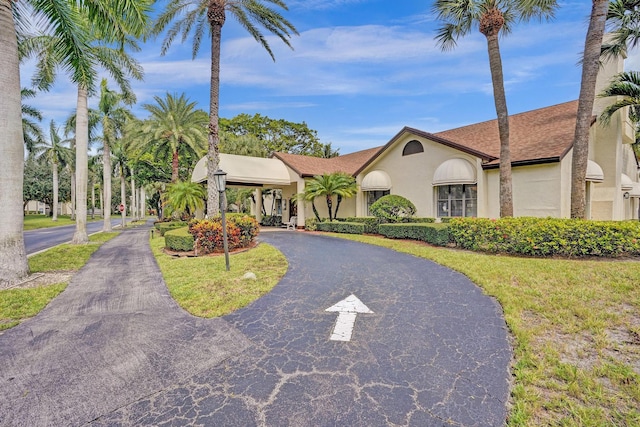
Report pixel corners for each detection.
[213,169,230,271]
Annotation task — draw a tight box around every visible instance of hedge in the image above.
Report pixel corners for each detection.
[155,221,188,236]
[379,223,451,246]
[448,217,640,257]
[164,227,194,252]
[316,221,365,234]
[337,217,379,233]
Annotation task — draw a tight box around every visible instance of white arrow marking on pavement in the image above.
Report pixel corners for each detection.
[325,294,373,342]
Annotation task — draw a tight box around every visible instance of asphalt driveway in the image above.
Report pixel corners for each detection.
[0,224,511,426]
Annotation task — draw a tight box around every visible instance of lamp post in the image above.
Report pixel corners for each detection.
[213,169,230,271]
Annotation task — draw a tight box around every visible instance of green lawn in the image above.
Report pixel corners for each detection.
[149,235,287,317]
[0,232,119,331]
[23,214,105,230]
[327,233,640,426]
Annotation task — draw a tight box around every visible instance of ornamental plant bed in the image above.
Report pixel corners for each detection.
[162,240,258,257]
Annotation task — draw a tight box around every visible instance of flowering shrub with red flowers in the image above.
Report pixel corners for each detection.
[188,215,259,255]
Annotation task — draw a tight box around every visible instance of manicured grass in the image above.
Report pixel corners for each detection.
[0,232,120,331]
[149,235,288,317]
[28,232,120,272]
[0,284,66,331]
[325,233,640,426]
[23,214,108,230]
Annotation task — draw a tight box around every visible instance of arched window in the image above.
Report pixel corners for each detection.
[402,140,424,156]
[433,159,477,217]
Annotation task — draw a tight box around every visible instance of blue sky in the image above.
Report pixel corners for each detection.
[21,0,640,154]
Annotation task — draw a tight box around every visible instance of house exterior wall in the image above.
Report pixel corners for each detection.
[358,133,480,218]
[512,163,563,218]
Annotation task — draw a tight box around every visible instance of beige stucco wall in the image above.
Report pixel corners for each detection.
[358,133,481,218]
[512,163,563,218]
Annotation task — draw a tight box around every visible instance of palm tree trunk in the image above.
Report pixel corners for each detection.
[72,85,89,243]
[130,166,136,220]
[335,194,343,219]
[311,200,321,222]
[0,0,29,286]
[485,32,513,217]
[91,177,96,220]
[326,195,333,221]
[571,0,608,218]
[171,150,180,183]
[120,170,126,228]
[103,142,112,232]
[52,162,59,221]
[206,8,224,217]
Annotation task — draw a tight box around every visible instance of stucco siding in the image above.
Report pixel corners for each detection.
[512,163,562,217]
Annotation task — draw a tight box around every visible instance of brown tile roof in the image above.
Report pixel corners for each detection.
[273,146,383,177]
[433,100,579,167]
[278,100,582,178]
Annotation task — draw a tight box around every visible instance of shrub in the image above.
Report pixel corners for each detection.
[155,221,188,236]
[404,217,436,224]
[448,217,640,257]
[188,215,259,255]
[316,221,365,234]
[164,227,195,252]
[260,215,282,227]
[305,217,318,231]
[337,216,379,234]
[379,223,451,246]
[369,195,416,223]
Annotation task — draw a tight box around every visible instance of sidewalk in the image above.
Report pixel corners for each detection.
[0,221,249,427]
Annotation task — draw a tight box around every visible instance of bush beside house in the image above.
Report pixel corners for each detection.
[379,223,451,246]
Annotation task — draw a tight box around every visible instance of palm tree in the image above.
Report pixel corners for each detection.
[23,1,150,242]
[33,121,73,221]
[433,0,556,217]
[95,80,133,231]
[570,0,609,219]
[111,140,131,228]
[88,155,102,219]
[21,88,44,155]
[153,0,298,217]
[135,93,208,183]
[601,0,640,60]
[165,181,206,218]
[302,173,358,221]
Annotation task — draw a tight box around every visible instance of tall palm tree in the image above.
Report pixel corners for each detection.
[570,0,609,219]
[24,1,150,242]
[599,71,640,156]
[33,120,73,221]
[433,0,556,217]
[135,93,208,183]
[95,80,133,231]
[88,154,102,219]
[153,0,298,216]
[111,140,131,228]
[302,173,358,221]
[21,88,44,155]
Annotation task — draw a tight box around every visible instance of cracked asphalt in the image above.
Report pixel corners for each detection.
[0,222,512,426]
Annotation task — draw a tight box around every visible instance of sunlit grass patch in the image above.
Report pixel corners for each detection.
[149,236,287,317]
[28,232,119,272]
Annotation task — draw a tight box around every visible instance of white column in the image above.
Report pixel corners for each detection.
[255,188,263,224]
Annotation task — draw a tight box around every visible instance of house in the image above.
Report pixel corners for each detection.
[192,54,640,227]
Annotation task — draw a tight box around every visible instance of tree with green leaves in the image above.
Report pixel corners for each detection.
[153,0,298,217]
[23,156,71,215]
[165,181,206,218]
[111,140,131,228]
[301,173,357,221]
[33,121,73,221]
[135,93,208,183]
[433,0,556,217]
[599,71,640,158]
[95,80,134,231]
[220,113,327,156]
[22,0,150,242]
[570,0,609,218]
[21,88,44,155]
[601,0,640,60]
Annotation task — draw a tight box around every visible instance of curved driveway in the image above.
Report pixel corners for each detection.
[0,224,511,426]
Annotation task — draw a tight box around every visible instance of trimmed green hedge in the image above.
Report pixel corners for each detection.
[155,221,188,236]
[337,217,379,233]
[448,217,640,257]
[316,221,365,234]
[379,223,451,246]
[164,227,194,252]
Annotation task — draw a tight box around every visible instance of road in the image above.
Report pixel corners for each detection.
[24,218,129,254]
